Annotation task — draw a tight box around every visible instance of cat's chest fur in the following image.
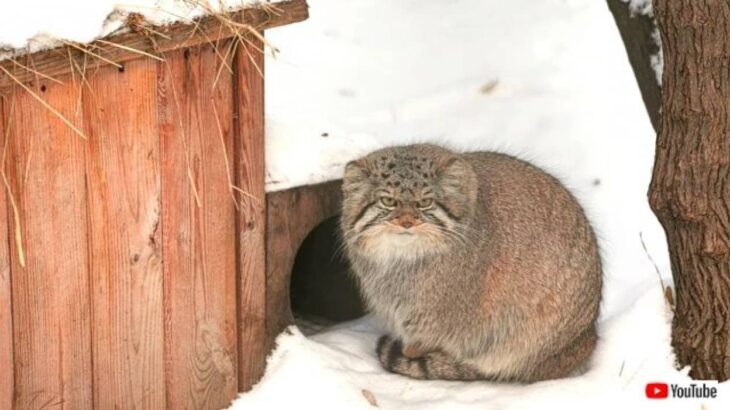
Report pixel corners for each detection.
[353,255,480,346]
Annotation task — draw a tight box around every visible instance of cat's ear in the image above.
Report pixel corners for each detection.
[343,159,371,193]
[439,157,478,218]
[344,159,370,180]
[440,157,471,179]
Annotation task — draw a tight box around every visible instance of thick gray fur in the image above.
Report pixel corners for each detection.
[340,144,602,383]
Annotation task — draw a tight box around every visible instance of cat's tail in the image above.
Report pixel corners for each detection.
[376,335,486,381]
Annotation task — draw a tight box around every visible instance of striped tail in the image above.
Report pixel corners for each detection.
[376,335,485,381]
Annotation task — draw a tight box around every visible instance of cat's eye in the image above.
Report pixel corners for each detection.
[416,198,433,209]
[379,197,397,208]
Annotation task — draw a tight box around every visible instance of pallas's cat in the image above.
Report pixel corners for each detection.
[340,144,601,382]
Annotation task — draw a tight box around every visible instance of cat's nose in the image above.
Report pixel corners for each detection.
[395,215,420,229]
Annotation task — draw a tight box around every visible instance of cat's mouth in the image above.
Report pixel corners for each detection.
[384,222,422,234]
[381,226,424,243]
[356,222,443,250]
[357,224,448,256]
[385,226,420,237]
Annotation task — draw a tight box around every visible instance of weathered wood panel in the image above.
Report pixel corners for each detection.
[159,44,239,409]
[0,96,14,410]
[3,80,93,408]
[235,38,267,393]
[82,58,166,408]
[0,1,310,405]
[265,181,342,352]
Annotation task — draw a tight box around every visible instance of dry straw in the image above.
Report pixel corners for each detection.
[212,102,241,211]
[1,0,276,138]
[1,97,26,267]
[9,58,64,85]
[0,0,276,227]
[96,39,165,62]
[0,65,87,140]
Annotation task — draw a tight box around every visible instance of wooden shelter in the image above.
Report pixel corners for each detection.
[0,1,344,408]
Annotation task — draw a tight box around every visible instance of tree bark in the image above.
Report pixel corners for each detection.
[650,0,730,381]
[606,0,662,130]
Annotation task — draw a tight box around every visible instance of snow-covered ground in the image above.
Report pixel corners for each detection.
[233,288,730,410]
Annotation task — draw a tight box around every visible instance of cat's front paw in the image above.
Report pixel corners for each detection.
[376,335,429,379]
[376,334,486,381]
[376,335,399,367]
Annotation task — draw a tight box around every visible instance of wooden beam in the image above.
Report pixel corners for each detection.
[0,0,308,89]
[83,57,166,409]
[159,44,240,408]
[3,79,93,409]
[0,96,14,410]
[235,37,267,393]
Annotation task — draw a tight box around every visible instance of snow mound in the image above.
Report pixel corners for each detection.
[231,286,729,409]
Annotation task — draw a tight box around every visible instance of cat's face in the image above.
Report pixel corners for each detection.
[341,145,478,260]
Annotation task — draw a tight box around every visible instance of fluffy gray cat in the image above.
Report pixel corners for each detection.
[340,144,602,382]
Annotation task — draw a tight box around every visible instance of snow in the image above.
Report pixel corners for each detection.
[622,0,653,17]
[0,0,263,59]
[233,0,727,408]
[232,288,730,410]
[650,28,664,85]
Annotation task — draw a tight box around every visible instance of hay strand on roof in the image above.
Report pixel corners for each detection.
[0,65,86,139]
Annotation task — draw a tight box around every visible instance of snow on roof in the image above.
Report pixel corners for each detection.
[0,0,270,60]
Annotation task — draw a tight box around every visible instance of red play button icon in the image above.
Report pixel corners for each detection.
[646,382,669,399]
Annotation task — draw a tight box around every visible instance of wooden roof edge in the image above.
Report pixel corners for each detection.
[0,0,308,89]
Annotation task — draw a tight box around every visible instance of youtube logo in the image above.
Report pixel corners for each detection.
[646,383,669,399]
[644,381,719,400]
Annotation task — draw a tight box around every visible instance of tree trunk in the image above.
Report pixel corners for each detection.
[650,0,730,381]
[606,0,662,130]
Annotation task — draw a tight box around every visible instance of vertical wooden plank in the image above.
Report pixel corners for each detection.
[0,96,15,410]
[159,44,239,409]
[4,80,92,408]
[234,38,267,392]
[82,58,166,408]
